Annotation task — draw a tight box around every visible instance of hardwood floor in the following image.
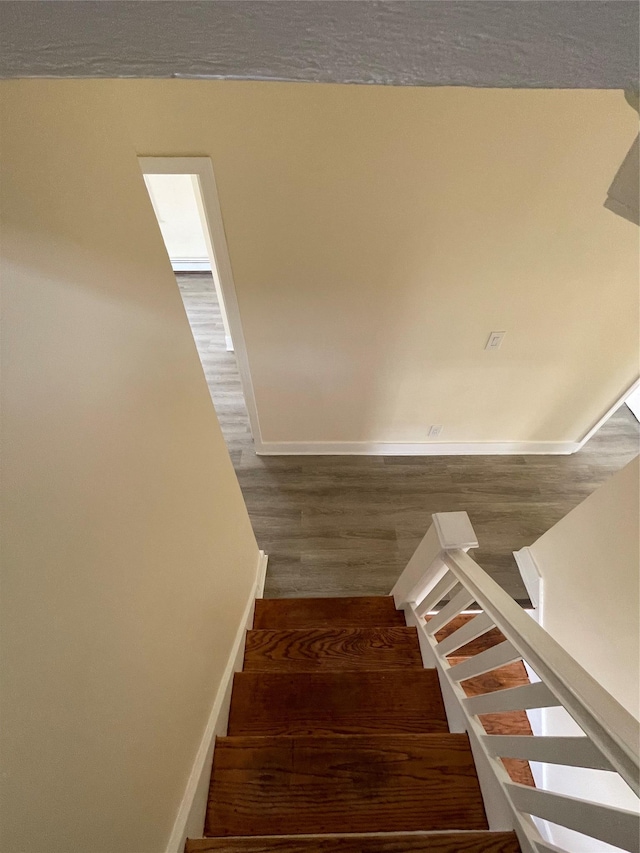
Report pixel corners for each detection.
[228,670,449,736]
[191,594,522,853]
[177,273,639,601]
[243,627,424,672]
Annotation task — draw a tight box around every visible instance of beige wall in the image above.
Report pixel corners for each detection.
[116,79,638,447]
[0,83,259,852]
[530,456,639,717]
[0,76,638,849]
[8,81,637,450]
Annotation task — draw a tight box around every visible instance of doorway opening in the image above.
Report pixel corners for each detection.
[139,157,261,459]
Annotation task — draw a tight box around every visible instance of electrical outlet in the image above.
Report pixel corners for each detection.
[485,331,506,350]
[428,424,443,439]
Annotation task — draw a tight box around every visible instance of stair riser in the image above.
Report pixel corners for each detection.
[186,831,521,852]
[254,596,405,630]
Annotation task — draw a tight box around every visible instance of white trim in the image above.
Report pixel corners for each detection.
[189,173,233,348]
[170,258,212,272]
[138,156,261,449]
[405,603,535,847]
[255,551,268,599]
[573,376,640,452]
[397,517,640,852]
[626,387,640,422]
[513,547,544,612]
[440,549,639,795]
[257,440,580,456]
[164,550,267,853]
[391,513,479,608]
[225,335,234,353]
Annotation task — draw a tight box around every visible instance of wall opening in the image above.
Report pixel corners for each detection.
[143,172,212,272]
[143,170,233,350]
[140,157,262,458]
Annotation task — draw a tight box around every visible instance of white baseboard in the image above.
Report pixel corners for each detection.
[256,440,579,456]
[171,258,212,272]
[225,335,234,353]
[513,546,543,613]
[255,551,268,598]
[247,379,640,457]
[165,550,268,853]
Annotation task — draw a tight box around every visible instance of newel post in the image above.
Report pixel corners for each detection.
[390,512,478,608]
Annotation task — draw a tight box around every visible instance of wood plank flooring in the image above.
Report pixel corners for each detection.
[177,273,639,601]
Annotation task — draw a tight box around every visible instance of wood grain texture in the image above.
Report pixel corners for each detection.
[424,613,534,787]
[205,734,488,837]
[228,670,448,736]
[455,660,535,788]
[430,614,506,659]
[243,628,423,672]
[254,596,404,629]
[186,830,521,852]
[178,274,639,601]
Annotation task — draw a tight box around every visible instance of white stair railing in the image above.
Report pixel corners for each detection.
[391,511,640,853]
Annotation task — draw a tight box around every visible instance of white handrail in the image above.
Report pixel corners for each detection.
[392,511,640,853]
[442,547,639,795]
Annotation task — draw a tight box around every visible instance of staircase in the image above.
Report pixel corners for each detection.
[185,595,520,853]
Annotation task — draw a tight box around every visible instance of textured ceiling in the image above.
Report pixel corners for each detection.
[1,1,638,88]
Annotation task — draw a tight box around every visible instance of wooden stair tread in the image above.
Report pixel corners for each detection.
[244,627,423,672]
[426,614,506,658]
[254,596,405,630]
[454,661,535,788]
[205,734,488,837]
[424,612,535,789]
[186,831,521,852]
[228,670,448,736]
